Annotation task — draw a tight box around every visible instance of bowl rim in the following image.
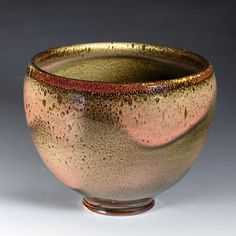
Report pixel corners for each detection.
[27,42,213,93]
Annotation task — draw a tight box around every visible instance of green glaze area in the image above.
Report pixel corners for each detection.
[47,56,195,83]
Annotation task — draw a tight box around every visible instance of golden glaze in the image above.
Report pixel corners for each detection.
[24,42,216,215]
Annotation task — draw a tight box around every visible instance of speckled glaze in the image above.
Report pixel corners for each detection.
[24,42,216,215]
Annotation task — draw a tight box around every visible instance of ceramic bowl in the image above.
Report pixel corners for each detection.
[24,42,216,215]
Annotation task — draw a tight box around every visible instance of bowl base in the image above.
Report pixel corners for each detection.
[82,197,155,216]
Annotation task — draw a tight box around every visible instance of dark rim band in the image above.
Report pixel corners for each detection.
[27,42,213,93]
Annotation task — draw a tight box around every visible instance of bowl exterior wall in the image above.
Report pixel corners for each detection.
[24,72,216,201]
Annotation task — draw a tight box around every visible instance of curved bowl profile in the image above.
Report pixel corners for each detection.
[24,42,216,215]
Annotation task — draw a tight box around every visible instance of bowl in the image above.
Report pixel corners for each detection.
[24,42,216,215]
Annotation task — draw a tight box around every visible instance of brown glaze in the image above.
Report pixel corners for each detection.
[82,197,155,216]
[24,42,216,215]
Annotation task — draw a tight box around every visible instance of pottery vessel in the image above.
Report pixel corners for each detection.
[24,42,216,215]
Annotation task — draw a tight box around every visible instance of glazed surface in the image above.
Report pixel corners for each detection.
[24,78,216,200]
[46,56,195,83]
[24,42,216,201]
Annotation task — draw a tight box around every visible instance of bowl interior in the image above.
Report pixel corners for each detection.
[32,42,209,84]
